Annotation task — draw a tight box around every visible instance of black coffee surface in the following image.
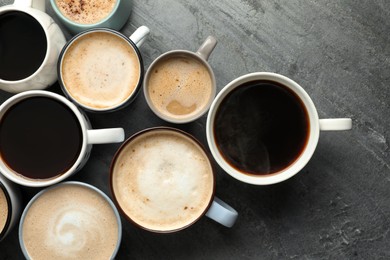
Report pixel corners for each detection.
[0,11,47,81]
[0,97,82,180]
[214,80,309,175]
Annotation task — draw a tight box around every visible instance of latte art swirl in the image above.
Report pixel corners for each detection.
[46,207,104,257]
[22,184,119,259]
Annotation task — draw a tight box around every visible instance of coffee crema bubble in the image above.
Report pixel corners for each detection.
[22,184,119,259]
[61,31,140,110]
[147,56,213,119]
[112,130,214,232]
[0,187,8,234]
[55,0,117,24]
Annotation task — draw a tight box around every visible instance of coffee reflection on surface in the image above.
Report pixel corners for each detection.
[0,11,47,81]
[214,80,309,175]
[0,97,82,180]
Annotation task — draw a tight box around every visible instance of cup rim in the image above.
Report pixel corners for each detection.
[18,181,122,259]
[57,28,144,112]
[109,126,216,233]
[0,90,89,187]
[0,182,12,241]
[0,9,50,84]
[206,72,320,185]
[143,50,217,124]
[49,0,120,27]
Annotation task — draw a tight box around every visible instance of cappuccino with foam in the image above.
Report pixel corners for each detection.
[146,56,213,121]
[21,183,120,259]
[111,128,214,232]
[61,31,141,110]
[55,0,117,24]
[0,187,8,234]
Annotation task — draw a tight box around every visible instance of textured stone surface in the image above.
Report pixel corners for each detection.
[0,0,389,259]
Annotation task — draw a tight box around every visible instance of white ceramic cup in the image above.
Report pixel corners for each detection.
[19,181,122,259]
[58,26,150,112]
[0,0,66,93]
[0,173,22,241]
[206,72,352,185]
[143,36,217,123]
[0,90,125,187]
[110,127,238,232]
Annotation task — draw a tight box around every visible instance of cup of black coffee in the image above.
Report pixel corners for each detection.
[206,72,352,185]
[0,90,125,187]
[0,0,66,93]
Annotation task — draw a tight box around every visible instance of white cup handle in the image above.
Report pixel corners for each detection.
[87,128,125,144]
[129,26,150,48]
[205,197,238,228]
[13,0,45,12]
[319,118,352,131]
[196,36,217,61]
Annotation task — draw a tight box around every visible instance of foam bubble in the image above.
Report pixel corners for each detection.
[113,130,214,231]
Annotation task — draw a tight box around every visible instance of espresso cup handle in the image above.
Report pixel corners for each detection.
[196,36,217,61]
[129,26,150,48]
[13,0,45,12]
[319,118,352,131]
[205,197,238,228]
[87,128,125,144]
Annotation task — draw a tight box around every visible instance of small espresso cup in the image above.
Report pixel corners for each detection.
[0,173,22,241]
[58,26,149,112]
[50,0,132,34]
[206,72,352,185]
[144,36,217,124]
[0,0,66,93]
[110,127,238,233]
[0,90,125,187]
[19,181,122,259]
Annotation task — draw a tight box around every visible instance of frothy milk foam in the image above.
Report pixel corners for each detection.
[62,31,140,109]
[0,187,8,233]
[112,130,214,231]
[55,0,117,24]
[147,56,213,119]
[22,184,119,259]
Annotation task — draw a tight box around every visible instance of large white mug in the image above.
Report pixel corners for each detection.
[0,0,66,93]
[0,90,125,187]
[206,72,352,185]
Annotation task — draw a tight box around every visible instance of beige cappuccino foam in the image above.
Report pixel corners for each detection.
[55,0,116,25]
[0,187,8,233]
[22,184,119,260]
[62,32,140,109]
[147,56,213,118]
[113,131,214,231]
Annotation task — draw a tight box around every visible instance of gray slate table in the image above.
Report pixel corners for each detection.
[0,0,389,259]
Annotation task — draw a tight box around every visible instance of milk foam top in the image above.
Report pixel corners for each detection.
[61,31,141,110]
[147,56,213,119]
[0,187,8,233]
[21,184,119,259]
[112,129,214,232]
[55,0,117,24]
